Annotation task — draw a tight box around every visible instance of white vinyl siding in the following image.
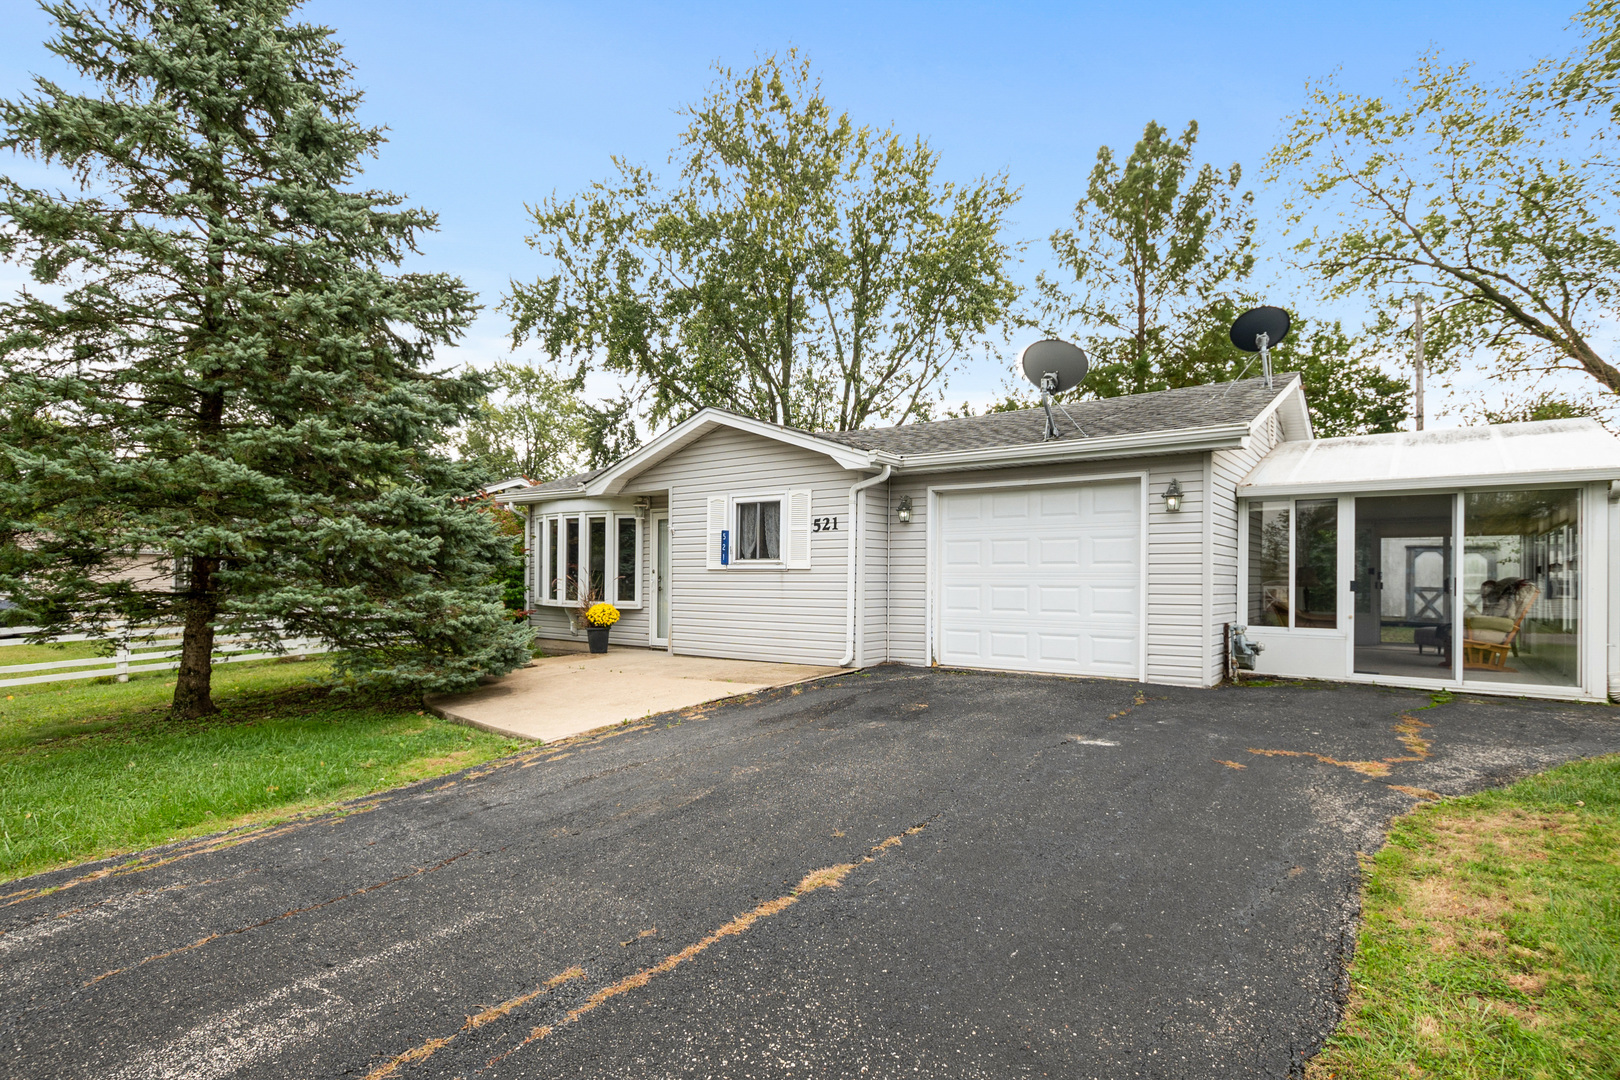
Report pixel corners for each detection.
[1209,413,1284,683]
[632,427,857,666]
[859,483,889,667]
[1145,458,1207,686]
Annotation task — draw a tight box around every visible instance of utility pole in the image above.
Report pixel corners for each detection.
[1412,294,1426,431]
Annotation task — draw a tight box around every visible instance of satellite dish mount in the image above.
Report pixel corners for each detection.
[1228,306,1292,390]
[1017,340,1090,441]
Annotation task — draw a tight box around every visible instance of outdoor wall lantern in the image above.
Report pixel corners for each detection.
[1162,479,1184,513]
[633,496,651,521]
[897,495,913,524]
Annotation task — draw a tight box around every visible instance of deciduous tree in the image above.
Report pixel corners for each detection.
[1266,2,1620,408]
[1039,120,1256,397]
[506,52,1021,433]
[457,362,589,484]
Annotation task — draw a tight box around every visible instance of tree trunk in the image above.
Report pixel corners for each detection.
[172,556,219,719]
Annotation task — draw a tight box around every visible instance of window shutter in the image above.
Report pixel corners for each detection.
[707,496,728,569]
[786,489,812,569]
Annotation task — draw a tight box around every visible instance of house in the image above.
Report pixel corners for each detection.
[476,477,538,499]
[497,374,1620,703]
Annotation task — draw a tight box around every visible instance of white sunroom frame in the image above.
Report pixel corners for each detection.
[1236,480,1611,704]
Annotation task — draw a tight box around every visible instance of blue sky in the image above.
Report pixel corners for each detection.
[0,1,1588,420]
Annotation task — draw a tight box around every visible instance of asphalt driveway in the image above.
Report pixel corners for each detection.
[4,669,1617,1079]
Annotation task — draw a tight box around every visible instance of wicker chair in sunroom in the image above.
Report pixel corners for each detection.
[1461,579,1539,672]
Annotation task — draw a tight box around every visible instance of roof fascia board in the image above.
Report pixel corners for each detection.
[1247,376,1311,442]
[891,423,1251,472]
[1240,470,1620,498]
[497,484,584,505]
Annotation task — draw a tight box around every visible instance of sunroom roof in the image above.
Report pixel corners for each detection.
[1238,418,1620,497]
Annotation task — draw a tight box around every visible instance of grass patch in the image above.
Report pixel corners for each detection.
[1310,754,1620,1079]
[0,638,115,667]
[0,658,528,883]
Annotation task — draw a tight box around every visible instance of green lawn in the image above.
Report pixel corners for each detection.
[0,658,529,883]
[1311,754,1620,1079]
[0,638,116,667]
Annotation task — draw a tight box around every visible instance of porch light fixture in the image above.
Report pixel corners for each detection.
[1162,479,1184,513]
[633,496,651,521]
[897,495,913,524]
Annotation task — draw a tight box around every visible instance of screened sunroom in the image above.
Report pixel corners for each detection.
[1236,420,1620,702]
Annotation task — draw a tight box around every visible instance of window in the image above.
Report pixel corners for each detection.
[546,518,560,601]
[564,518,580,602]
[587,515,607,601]
[1245,497,1339,629]
[735,500,781,561]
[535,511,643,607]
[1294,499,1338,628]
[707,490,811,570]
[1246,501,1289,626]
[616,517,639,603]
[1462,489,1579,686]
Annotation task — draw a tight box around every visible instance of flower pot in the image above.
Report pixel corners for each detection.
[586,626,610,653]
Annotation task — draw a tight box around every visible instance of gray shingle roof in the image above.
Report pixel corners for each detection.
[527,467,608,493]
[817,374,1296,455]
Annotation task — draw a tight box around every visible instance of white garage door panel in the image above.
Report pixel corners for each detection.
[937,479,1142,678]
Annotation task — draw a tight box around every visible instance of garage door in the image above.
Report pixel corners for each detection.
[936,480,1142,677]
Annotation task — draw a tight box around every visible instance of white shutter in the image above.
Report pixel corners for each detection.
[707,496,728,569]
[786,489,812,569]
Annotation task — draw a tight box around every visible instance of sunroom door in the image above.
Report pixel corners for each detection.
[1352,494,1454,679]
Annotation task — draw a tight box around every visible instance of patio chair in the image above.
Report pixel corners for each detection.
[1462,580,1539,672]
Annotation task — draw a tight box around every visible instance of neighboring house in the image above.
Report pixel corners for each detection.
[498,374,1620,703]
[477,477,537,499]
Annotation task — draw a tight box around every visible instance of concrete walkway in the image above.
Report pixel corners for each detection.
[426,648,843,742]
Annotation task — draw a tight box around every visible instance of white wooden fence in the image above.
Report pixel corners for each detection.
[0,627,329,688]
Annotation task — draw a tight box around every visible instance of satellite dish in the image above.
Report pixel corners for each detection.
[1019,339,1089,394]
[1229,306,1290,353]
[1016,339,1089,441]
[1228,306,1290,390]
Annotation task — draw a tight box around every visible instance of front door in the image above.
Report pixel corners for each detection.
[651,513,670,647]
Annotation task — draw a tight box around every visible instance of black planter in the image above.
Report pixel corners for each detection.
[586,626,610,653]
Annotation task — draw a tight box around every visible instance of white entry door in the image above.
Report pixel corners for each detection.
[936,479,1142,678]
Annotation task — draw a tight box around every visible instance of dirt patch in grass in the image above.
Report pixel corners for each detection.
[1308,755,1620,1080]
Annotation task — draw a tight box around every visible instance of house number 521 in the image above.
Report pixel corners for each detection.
[811,516,840,533]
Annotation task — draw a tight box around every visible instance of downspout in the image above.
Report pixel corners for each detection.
[839,464,892,667]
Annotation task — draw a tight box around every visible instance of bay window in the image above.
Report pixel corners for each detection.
[535,511,642,607]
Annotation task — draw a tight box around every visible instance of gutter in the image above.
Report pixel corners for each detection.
[838,464,891,667]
